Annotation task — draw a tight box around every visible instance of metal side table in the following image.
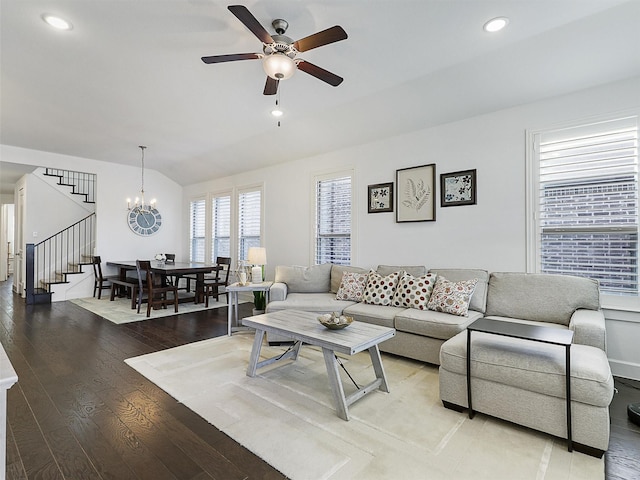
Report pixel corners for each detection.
[466,318,575,451]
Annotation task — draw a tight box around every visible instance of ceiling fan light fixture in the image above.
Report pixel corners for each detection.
[271,109,283,117]
[263,53,296,80]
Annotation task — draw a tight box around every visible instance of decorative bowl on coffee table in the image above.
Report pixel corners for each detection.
[318,313,353,330]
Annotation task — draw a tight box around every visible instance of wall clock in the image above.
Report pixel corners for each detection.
[127,206,162,236]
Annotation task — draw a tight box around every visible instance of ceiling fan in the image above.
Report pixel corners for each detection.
[201,5,348,95]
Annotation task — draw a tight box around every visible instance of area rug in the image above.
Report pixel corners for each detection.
[125,334,604,480]
[71,295,242,324]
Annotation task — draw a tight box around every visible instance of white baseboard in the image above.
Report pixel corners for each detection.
[609,358,640,381]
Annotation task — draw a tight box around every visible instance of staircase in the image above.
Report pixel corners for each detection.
[43,168,96,204]
[26,213,96,304]
[24,168,98,304]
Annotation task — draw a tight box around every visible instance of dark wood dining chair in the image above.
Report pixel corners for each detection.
[92,255,117,299]
[204,257,232,307]
[163,253,180,287]
[135,260,179,317]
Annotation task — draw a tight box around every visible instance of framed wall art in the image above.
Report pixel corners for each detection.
[368,182,394,213]
[440,169,477,207]
[396,164,436,222]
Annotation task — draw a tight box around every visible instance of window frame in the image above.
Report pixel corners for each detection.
[311,169,356,266]
[526,111,640,311]
[237,185,264,264]
[189,196,207,263]
[211,191,231,263]
[188,184,263,272]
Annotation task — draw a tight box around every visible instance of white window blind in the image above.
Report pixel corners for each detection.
[315,175,351,265]
[238,189,261,261]
[190,198,206,263]
[211,195,231,262]
[535,116,639,295]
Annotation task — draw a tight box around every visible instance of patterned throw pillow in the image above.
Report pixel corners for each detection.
[392,272,437,310]
[363,270,402,306]
[335,272,369,302]
[427,276,478,316]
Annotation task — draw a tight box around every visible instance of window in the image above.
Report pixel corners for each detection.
[189,198,206,262]
[315,173,352,265]
[211,194,231,261]
[238,188,262,261]
[528,116,639,297]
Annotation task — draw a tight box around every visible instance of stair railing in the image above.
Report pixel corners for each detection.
[44,168,97,204]
[25,213,96,304]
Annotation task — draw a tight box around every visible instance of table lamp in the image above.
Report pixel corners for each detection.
[247,247,267,283]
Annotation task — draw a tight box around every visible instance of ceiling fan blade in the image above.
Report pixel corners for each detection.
[263,77,279,95]
[297,61,343,87]
[294,26,348,52]
[201,53,260,64]
[228,5,274,44]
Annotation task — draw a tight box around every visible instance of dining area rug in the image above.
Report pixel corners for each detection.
[124,333,604,480]
[71,294,240,324]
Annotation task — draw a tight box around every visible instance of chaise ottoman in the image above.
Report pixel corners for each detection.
[439,329,614,457]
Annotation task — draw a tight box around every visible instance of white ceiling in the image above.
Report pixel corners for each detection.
[2,0,639,189]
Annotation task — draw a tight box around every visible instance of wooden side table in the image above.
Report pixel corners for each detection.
[226,281,273,336]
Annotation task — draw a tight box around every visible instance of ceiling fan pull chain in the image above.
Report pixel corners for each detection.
[276,90,282,127]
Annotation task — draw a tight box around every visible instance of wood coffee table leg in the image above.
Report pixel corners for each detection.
[322,347,349,421]
[246,329,265,377]
[368,345,390,393]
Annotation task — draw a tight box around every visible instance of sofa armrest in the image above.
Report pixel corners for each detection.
[269,282,288,302]
[570,309,607,352]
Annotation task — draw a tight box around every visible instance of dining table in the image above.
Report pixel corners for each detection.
[106,260,221,305]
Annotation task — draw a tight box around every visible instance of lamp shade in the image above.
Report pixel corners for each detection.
[263,53,296,80]
[247,247,267,265]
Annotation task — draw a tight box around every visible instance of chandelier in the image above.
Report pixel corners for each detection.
[126,146,156,212]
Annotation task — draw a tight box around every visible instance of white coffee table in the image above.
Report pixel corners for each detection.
[242,309,396,420]
[226,281,273,336]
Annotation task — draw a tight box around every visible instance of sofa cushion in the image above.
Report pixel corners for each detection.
[343,303,403,329]
[330,264,369,293]
[335,272,368,302]
[428,268,489,313]
[395,308,482,340]
[363,270,402,306]
[485,272,601,326]
[427,276,478,316]
[392,272,437,310]
[274,264,332,293]
[440,330,614,407]
[377,264,426,277]
[265,293,356,314]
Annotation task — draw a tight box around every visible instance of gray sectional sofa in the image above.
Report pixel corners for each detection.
[267,263,488,364]
[265,263,614,457]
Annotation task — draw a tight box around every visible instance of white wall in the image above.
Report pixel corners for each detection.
[0,146,184,278]
[184,76,640,379]
[23,173,93,244]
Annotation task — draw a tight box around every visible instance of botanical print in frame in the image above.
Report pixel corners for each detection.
[396,164,436,222]
[368,182,394,213]
[441,169,477,207]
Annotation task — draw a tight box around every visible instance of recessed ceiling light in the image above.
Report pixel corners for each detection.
[42,14,73,31]
[483,17,508,33]
[271,109,283,117]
